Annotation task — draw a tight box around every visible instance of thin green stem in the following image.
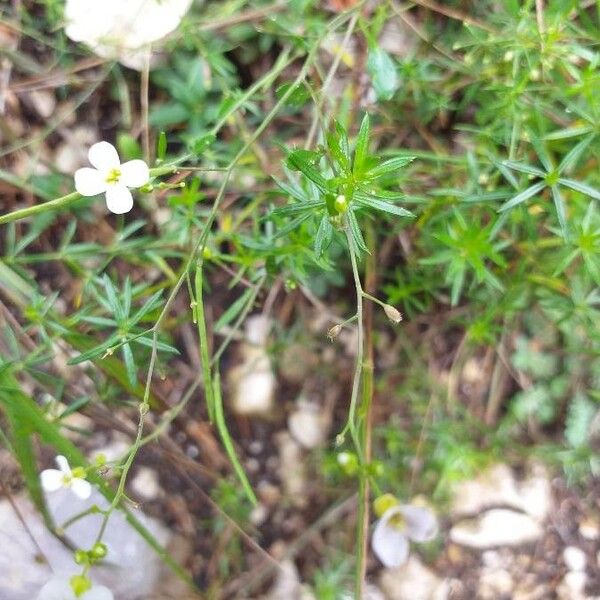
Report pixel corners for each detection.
[340,224,365,446]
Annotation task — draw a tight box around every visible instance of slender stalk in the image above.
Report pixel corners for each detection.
[342,224,364,445]
[356,224,376,597]
[0,165,175,226]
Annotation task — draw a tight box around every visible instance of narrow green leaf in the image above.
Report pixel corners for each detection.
[558,178,600,200]
[286,149,329,190]
[273,176,308,202]
[271,200,323,216]
[191,133,216,156]
[347,209,368,254]
[273,212,313,238]
[367,156,415,179]
[502,161,545,177]
[354,196,414,218]
[214,288,256,332]
[551,186,569,241]
[212,373,257,504]
[326,123,350,173]
[353,113,370,176]
[157,131,167,161]
[122,343,137,387]
[68,336,120,364]
[558,135,594,174]
[314,215,333,257]
[367,48,399,101]
[499,181,546,212]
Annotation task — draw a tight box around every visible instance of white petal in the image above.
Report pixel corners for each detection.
[40,469,64,492]
[55,455,71,474]
[88,142,120,171]
[400,504,439,542]
[36,578,75,600]
[105,185,133,214]
[372,512,410,568]
[71,478,92,500]
[120,160,149,188]
[64,0,117,43]
[75,168,107,196]
[83,586,114,600]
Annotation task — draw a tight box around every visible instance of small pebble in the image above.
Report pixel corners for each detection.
[563,546,586,572]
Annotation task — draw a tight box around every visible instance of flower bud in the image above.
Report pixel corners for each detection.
[70,574,91,597]
[327,324,342,341]
[74,550,89,566]
[337,451,358,475]
[383,304,402,324]
[373,493,399,518]
[334,194,348,214]
[91,542,108,560]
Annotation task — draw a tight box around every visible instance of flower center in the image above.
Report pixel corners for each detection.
[388,513,406,531]
[105,168,122,184]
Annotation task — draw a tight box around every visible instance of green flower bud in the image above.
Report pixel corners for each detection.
[70,574,92,597]
[373,493,399,518]
[337,451,358,475]
[91,542,108,560]
[334,194,348,214]
[74,550,89,566]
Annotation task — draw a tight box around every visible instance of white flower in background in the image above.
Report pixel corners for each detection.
[37,578,113,600]
[372,496,438,568]
[40,455,92,500]
[74,142,149,214]
[64,0,193,70]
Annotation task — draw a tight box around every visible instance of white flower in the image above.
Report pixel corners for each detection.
[37,578,113,600]
[372,504,438,568]
[40,455,92,500]
[74,142,149,214]
[64,0,192,70]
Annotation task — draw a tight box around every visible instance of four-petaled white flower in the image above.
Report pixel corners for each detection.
[64,0,192,70]
[372,503,438,568]
[40,455,92,500]
[37,578,113,600]
[74,142,149,214]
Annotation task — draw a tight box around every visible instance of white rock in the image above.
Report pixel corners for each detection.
[249,503,268,527]
[130,467,162,502]
[0,490,170,600]
[276,433,306,506]
[267,559,301,600]
[229,316,276,417]
[563,546,586,572]
[479,568,514,599]
[64,0,193,70]
[28,90,56,118]
[579,517,599,541]
[378,556,449,600]
[288,400,328,449]
[450,463,552,522]
[557,571,587,600]
[450,509,543,549]
[450,464,522,517]
[516,463,552,521]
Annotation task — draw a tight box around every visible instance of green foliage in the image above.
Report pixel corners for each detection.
[2,0,600,592]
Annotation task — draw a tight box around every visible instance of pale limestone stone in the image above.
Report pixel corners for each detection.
[450,509,543,549]
[379,556,449,600]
